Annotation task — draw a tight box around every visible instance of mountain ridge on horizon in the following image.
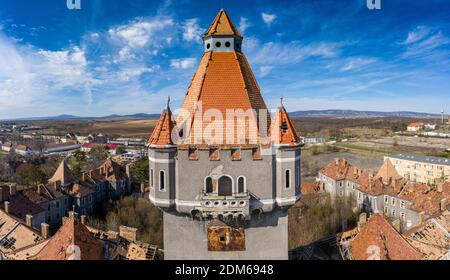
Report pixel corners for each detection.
[0,109,442,122]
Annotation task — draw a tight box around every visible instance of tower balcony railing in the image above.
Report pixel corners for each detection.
[194,192,250,220]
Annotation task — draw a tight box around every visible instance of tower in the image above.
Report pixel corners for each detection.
[148,10,301,260]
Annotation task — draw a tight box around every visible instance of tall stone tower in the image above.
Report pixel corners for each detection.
[148,10,302,260]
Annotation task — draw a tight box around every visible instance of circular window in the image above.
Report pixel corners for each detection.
[225,41,231,47]
[215,42,221,48]
[206,43,211,49]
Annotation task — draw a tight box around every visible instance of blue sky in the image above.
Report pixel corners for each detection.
[0,0,450,118]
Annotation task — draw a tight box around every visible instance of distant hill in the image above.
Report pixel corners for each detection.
[1,110,440,122]
[288,110,440,118]
[1,113,161,122]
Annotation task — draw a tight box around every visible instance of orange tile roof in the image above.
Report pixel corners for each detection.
[204,9,242,39]
[148,105,177,147]
[270,106,300,146]
[399,182,450,216]
[177,51,269,146]
[34,214,104,260]
[374,158,403,183]
[349,214,423,260]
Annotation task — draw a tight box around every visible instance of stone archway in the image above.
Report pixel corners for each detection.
[218,176,233,196]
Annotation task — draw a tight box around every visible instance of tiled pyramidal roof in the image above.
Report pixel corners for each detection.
[271,106,301,146]
[149,10,302,147]
[204,9,243,38]
[148,105,177,147]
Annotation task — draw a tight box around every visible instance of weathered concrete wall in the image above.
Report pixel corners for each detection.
[163,209,289,260]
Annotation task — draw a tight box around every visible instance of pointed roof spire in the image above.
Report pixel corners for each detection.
[49,160,74,185]
[148,105,177,147]
[270,106,300,146]
[204,9,243,39]
[375,158,403,183]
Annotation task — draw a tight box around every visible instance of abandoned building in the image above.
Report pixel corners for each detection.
[319,158,450,232]
[148,9,302,260]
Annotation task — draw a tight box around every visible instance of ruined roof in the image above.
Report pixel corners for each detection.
[34,214,105,260]
[270,106,301,146]
[320,158,366,182]
[0,192,46,221]
[204,9,243,39]
[399,182,449,216]
[0,210,44,255]
[49,160,75,185]
[349,214,423,260]
[404,212,450,260]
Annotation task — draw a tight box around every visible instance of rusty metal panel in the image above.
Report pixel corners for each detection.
[207,226,246,251]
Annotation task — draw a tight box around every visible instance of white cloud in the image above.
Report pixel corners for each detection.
[170,58,196,69]
[108,18,174,48]
[402,26,430,45]
[261,13,277,27]
[238,17,251,34]
[182,18,203,42]
[247,40,339,66]
[340,57,377,72]
[259,66,273,77]
[402,31,450,58]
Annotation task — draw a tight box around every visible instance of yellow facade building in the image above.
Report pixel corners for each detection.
[385,153,450,184]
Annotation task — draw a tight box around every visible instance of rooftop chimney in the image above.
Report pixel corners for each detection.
[441,198,447,212]
[335,158,339,165]
[37,184,42,195]
[26,214,33,227]
[119,225,139,241]
[9,185,17,196]
[41,223,50,239]
[4,201,10,214]
[437,182,444,193]
[357,212,367,231]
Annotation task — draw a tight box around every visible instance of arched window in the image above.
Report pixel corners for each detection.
[218,176,233,196]
[159,170,165,191]
[237,176,245,193]
[285,169,291,189]
[205,177,213,193]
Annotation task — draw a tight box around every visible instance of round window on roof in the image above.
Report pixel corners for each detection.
[206,43,211,49]
[215,41,221,48]
[225,41,231,48]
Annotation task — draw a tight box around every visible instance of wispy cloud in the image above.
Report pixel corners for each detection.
[238,17,251,34]
[182,18,203,42]
[170,58,196,69]
[340,57,377,72]
[402,25,430,45]
[261,13,277,27]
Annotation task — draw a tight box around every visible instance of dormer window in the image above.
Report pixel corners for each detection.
[215,42,221,48]
[209,147,220,161]
[252,147,262,160]
[225,41,231,47]
[189,146,199,160]
[206,43,211,50]
[231,147,241,161]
